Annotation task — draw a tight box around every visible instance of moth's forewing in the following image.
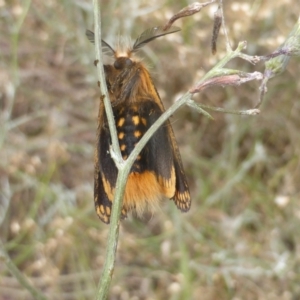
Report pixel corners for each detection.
[94,101,114,224]
[94,101,127,224]
[143,100,191,211]
[169,132,191,212]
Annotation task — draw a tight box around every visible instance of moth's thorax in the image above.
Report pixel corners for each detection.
[104,56,159,105]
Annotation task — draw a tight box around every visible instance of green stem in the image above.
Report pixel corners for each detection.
[93,3,260,298]
[0,239,48,300]
[96,89,191,299]
[92,0,122,163]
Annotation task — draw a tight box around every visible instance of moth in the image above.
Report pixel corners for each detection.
[86,26,191,224]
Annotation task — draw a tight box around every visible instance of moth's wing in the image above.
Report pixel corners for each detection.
[94,104,126,224]
[167,120,191,212]
[94,162,113,224]
[138,100,173,176]
[139,99,191,211]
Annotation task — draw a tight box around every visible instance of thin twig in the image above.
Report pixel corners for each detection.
[197,104,260,115]
[255,15,300,107]
[0,240,49,300]
[92,2,126,299]
[218,0,232,51]
[163,1,216,30]
[92,0,122,165]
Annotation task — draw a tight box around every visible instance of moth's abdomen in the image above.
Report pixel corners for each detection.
[114,103,148,172]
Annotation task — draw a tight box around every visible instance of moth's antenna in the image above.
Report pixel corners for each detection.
[85,29,116,57]
[132,26,181,52]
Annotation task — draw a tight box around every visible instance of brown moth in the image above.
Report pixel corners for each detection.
[86,26,191,224]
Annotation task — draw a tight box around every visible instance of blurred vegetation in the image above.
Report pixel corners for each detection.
[0,1,300,299]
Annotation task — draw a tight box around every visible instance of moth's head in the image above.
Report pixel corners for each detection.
[86,26,181,63]
[113,56,133,70]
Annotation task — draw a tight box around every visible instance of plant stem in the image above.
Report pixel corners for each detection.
[93,3,262,299]
[0,240,49,300]
[92,0,122,163]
